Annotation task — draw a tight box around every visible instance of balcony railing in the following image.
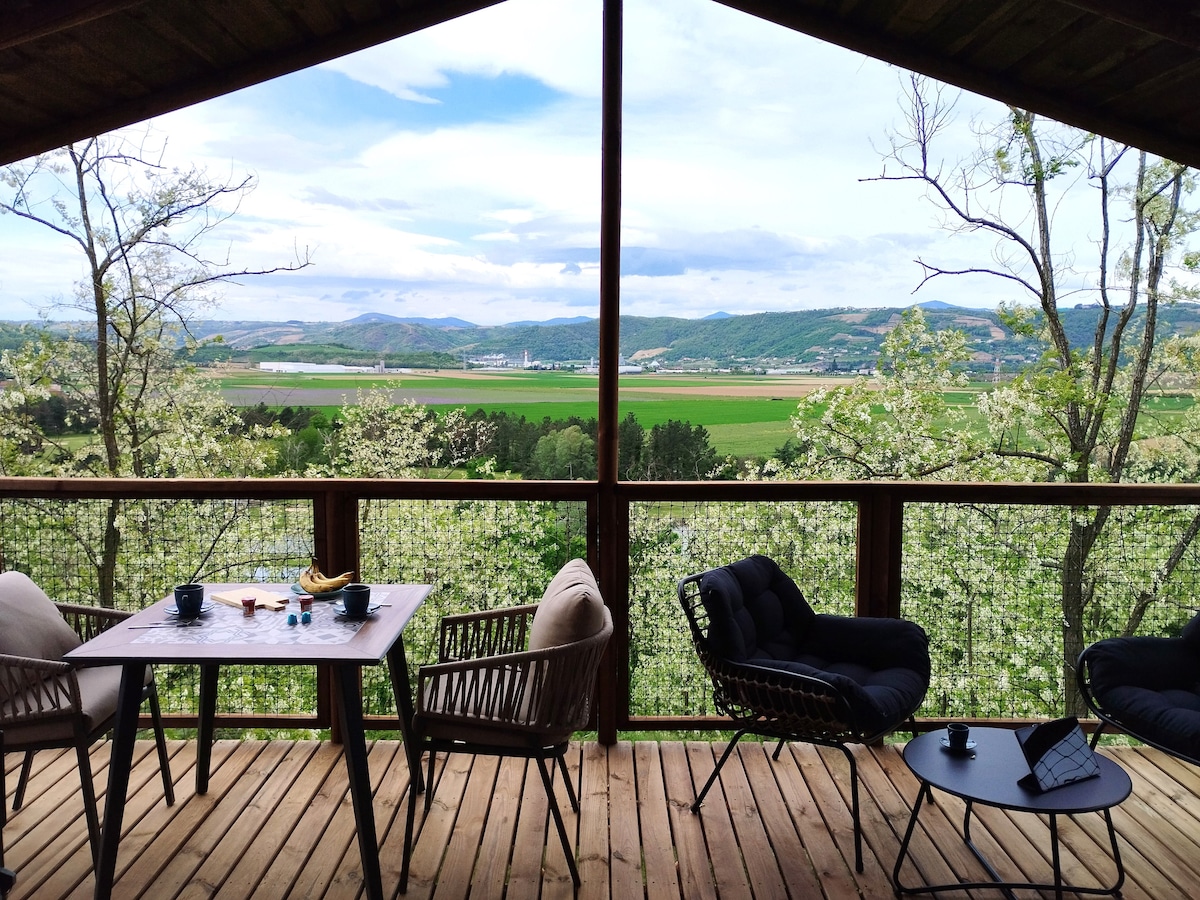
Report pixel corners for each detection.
[3,476,1199,737]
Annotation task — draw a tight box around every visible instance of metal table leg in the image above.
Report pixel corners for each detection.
[894,781,1126,898]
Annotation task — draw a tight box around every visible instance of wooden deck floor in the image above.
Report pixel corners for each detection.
[3,738,1199,899]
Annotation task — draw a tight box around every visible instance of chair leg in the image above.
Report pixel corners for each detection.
[834,744,863,873]
[1089,721,1106,750]
[146,679,175,806]
[772,739,786,761]
[692,727,751,813]
[425,749,438,812]
[12,753,33,812]
[537,757,580,887]
[556,751,579,813]
[400,751,423,894]
[75,739,101,866]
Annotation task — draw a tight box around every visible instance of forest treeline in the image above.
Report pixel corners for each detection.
[232,403,723,480]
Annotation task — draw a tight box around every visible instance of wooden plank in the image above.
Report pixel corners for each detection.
[371,740,424,900]
[175,740,322,900]
[659,740,718,900]
[5,742,135,863]
[507,755,549,898]
[432,753,500,898]
[540,741,581,900]
[738,743,825,896]
[633,741,681,900]
[605,742,646,899]
[685,740,752,899]
[756,742,855,899]
[2,746,69,815]
[288,740,398,900]
[56,740,242,900]
[8,740,172,900]
[247,742,351,900]
[715,743,787,897]
[577,741,613,900]
[870,744,1030,888]
[848,743,971,892]
[401,749,474,899]
[1121,749,1200,843]
[122,740,292,898]
[470,754,523,898]
[12,740,1200,900]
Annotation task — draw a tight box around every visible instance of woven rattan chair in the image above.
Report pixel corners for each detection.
[400,559,612,893]
[678,555,930,872]
[1077,612,1200,766]
[0,571,174,864]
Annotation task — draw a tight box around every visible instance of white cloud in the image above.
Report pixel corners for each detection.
[0,0,1140,326]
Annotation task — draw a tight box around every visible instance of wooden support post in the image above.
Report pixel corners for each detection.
[596,0,623,746]
[856,489,904,619]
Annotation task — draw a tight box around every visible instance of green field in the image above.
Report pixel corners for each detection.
[214,369,850,457]
[213,368,1193,459]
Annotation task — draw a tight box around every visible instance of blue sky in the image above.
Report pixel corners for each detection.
[0,0,1114,325]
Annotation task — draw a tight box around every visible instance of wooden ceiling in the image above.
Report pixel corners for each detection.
[2,0,1200,168]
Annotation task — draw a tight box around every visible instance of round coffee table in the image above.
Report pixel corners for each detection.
[893,726,1131,898]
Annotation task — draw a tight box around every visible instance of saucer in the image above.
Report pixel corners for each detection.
[940,737,977,753]
[333,600,380,619]
[166,600,215,617]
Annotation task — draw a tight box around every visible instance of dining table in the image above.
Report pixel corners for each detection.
[63,581,431,900]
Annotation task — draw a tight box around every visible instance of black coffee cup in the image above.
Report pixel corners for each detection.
[947,722,970,750]
[174,583,205,617]
[342,583,370,617]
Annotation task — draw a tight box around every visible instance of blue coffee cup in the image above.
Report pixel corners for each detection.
[174,583,204,617]
[341,583,370,616]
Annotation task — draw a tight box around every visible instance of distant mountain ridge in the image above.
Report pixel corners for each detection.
[174,302,1200,372]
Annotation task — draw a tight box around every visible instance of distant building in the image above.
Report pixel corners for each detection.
[258,361,395,374]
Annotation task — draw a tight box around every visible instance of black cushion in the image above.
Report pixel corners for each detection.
[699,555,814,663]
[1087,631,1200,758]
[699,554,929,736]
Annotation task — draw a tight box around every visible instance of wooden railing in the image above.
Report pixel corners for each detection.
[5,476,1200,740]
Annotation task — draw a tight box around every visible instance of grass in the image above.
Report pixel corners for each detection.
[215,368,820,457]
[211,367,1199,460]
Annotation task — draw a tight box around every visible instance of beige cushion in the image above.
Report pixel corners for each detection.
[529,559,605,650]
[0,571,81,659]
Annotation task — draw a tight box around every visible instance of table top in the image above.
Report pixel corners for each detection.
[903,726,1131,815]
[64,583,431,666]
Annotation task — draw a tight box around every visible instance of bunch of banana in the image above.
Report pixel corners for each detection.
[299,560,355,594]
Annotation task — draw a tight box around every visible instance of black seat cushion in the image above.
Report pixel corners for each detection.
[699,555,814,662]
[699,554,929,736]
[1087,631,1200,758]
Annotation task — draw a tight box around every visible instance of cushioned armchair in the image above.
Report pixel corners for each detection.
[1077,612,1200,765]
[678,554,930,872]
[400,559,613,893]
[0,571,174,863]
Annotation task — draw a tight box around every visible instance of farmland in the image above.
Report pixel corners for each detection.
[213,366,1196,459]
[214,368,978,458]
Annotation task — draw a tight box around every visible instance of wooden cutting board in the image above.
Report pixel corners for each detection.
[209,587,289,611]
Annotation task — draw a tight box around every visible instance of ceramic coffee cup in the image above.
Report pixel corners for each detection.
[174,583,205,617]
[947,722,970,750]
[342,583,371,616]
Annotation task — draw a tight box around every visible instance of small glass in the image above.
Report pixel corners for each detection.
[241,596,256,617]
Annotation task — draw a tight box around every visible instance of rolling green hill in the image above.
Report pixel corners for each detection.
[152,302,1200,372]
